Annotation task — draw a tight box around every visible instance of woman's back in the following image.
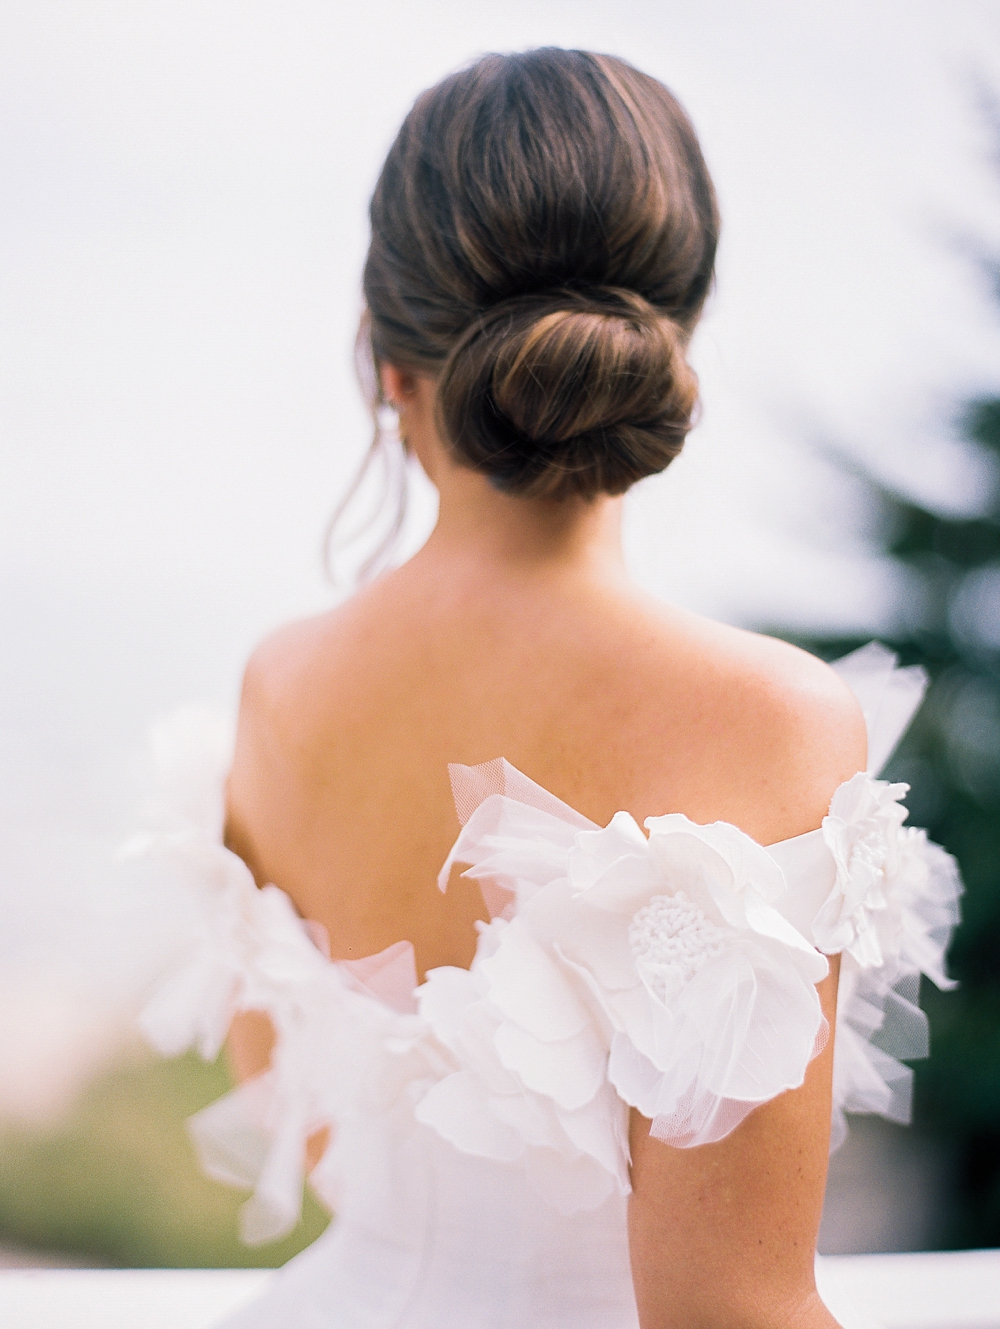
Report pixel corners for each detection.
[225,488,864,979]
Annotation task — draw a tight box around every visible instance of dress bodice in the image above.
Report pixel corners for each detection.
[131,643,961,1329]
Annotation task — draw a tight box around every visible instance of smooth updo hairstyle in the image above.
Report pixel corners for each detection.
[330,48,718,577]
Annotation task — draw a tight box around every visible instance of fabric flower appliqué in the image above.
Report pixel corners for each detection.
[437,806,832,1173]
[560,810,830,1147]
[627,892,726,999]
[414,919,630,1214]
[814,773,910,966]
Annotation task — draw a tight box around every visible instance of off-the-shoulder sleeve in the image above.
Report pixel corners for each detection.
[129,707,429,1244]
[414,762,831,1209]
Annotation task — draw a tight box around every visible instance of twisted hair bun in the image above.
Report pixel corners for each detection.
[362,48,718,507]
[438,287,698,499]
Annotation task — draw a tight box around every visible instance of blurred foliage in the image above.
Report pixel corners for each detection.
[0,1051,328,1267]
[785,393,1000,1249]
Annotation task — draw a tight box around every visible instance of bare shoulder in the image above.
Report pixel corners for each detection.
[634,605,868,841]
[228,603,375,813]
[704,620,865,754]
[225,606,356,864]
[240,571,406,713]
[230,578,406,786]
[238,571,405,721]
[706,620,866,838]
[239,608,342,714]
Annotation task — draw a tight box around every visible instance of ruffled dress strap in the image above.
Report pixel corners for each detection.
[416,775,832,1208]
[129,707,429,1244]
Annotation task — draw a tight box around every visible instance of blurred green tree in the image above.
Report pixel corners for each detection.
[786,391,1000,1248]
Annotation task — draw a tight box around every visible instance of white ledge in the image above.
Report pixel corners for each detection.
[0,1252,997,1329]
[816,1250,1000,1329]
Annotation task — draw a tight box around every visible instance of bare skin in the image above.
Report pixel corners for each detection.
[226,365,865,1329]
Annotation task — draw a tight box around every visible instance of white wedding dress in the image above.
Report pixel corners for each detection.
[132,644,961,1329]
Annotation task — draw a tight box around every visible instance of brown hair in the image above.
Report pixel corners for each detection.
[331,49,718,573]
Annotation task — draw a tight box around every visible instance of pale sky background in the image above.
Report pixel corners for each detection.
[1,0,1000,1084]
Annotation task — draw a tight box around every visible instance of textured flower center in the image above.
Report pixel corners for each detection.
[628,892,726,999]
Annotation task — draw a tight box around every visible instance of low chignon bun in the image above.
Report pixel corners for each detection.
[361,49,719,508]
[437,287,698,499]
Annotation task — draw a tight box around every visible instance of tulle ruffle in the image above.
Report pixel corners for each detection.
[421,782,831,1176]
[129,713,435,1242]
[415,919,630,1214]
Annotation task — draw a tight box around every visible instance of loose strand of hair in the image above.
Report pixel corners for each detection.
[322,313,410,587]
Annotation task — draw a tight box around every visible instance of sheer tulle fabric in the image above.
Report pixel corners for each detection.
[824,646,961,1145]
[134,644,960,1245]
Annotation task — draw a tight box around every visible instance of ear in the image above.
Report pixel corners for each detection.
[379,362,420,407]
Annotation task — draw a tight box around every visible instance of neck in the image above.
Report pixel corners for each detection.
[418,456,627,580]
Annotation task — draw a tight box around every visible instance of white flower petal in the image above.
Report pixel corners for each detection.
[646,817,787,909]
[494,1018,606,1111]
[547,901,639,995]
[489,1086,566,1151]
[568,813,656,913]
[480,921,590,1041]
[557,1085,630,1188]
[414,1072,525,1163]
[680,945,823,1100]
[417,966,482,1050]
